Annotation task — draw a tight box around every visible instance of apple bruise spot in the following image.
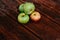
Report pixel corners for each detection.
[30,9,32,11]
[29,9,33,14]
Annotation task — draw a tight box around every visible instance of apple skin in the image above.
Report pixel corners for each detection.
[19,4,24,12]
[18,13,29,24]
[30,11,41,21]
[24,2,35,15]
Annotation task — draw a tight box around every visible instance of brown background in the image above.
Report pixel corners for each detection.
[0,0,60,40]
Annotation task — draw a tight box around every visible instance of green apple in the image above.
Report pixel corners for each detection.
[24,2,35,15]
[30,11,41,21]
[18,13,29,24]
[19,4,24,12]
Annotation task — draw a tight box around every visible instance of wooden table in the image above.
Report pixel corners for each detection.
[0,0,60,40]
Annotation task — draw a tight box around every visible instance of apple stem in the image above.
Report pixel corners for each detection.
[22,14,25,17]
[34,14,36,16]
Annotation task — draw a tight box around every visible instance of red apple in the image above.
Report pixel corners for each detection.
[30,11,41,21]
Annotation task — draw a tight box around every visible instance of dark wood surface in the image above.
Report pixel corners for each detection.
[0,0,60,40]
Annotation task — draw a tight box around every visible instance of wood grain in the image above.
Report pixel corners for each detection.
[0,0,60,40]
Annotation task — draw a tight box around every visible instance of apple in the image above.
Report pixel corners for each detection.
[24,2,35,15]
[18,13,29,24]
[30,11,41,21]
[19,4,24,12]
